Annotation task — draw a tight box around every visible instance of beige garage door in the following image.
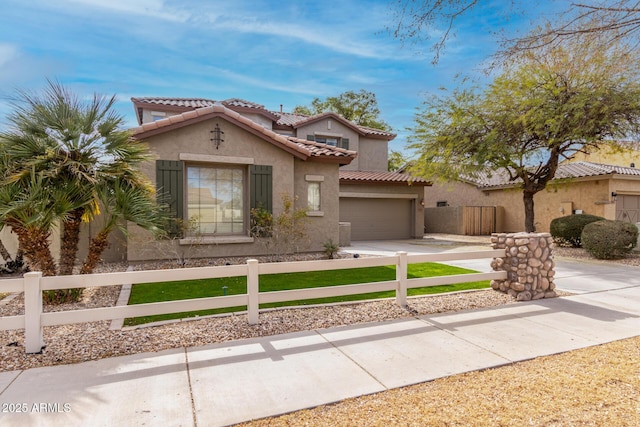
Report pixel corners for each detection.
[340,198,412,240]
[616,195,640,223]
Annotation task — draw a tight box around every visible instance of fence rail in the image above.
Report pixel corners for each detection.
[0,249,506,353]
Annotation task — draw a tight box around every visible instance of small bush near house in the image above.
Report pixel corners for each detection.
[250,207,273,238]
[581,220,639,259]
[550,214,605,247]
[323,239,340,259]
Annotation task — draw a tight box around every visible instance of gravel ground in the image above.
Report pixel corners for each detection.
[0,285,516,372]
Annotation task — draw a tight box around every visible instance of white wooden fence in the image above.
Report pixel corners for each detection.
[0,249,506,354]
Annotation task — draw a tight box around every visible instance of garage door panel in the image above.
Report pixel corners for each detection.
[340,198,412,240]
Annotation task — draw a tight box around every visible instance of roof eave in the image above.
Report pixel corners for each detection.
[131,107,310,161]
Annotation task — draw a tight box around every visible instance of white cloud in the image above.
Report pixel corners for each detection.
[66,0,190,22]
[0,43,65,87]
[214,17,390,59]
[0,43,19,68]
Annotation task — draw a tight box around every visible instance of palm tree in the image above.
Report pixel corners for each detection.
[0,80,162,301]
[0,171,80,277]
[80,177,164,274]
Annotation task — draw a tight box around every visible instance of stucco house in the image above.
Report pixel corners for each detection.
[0,96,428,268]
[123,97,428,262]
[424,157,640,235]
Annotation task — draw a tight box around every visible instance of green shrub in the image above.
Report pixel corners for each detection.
[323,239,340,259]
[581,220,639,259]
[549,214,605,247]
[250,207,273,238]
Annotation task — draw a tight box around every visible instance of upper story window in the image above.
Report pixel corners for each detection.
[315,136,338,147]
[307,134,349,150]
[150,111,167,122]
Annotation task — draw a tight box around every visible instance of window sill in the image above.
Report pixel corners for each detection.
[307,211,324,217]
[179,236,254,245]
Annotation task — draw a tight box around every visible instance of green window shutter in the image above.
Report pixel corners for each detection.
[250,165,273,213]
[156,160,184,235]
[306,135,315,141]
[341,138,349,150]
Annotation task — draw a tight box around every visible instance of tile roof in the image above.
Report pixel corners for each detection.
[288,136,358,160]
[131,97,395,139]
[132,97,217,109]
[464,161,640,189]
[273,111,311,127]
[339,170,431,185]
[130,103,357,165]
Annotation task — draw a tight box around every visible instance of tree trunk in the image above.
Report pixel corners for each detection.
[80,229,110,274]
[12,226,57,276]
[523,190,536,232]
[59,208,84,275]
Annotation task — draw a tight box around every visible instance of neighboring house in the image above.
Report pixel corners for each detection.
[424,161,640,234]
[123,97,428,262]
[563,140,640,167]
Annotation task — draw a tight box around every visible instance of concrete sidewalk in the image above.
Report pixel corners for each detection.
[1,240,639,426]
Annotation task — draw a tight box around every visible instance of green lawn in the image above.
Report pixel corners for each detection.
[124,262,489,326]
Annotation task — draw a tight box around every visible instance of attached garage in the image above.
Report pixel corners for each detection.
[338,170,431,242]
[341,197,413,240]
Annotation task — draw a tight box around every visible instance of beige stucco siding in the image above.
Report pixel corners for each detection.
[425,177,629,233]
[127,117,336,261]
[295,120,392,172]
[293,160,341,250]
[345,137,388,171]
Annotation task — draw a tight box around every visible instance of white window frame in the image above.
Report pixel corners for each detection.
[186,164,246,236]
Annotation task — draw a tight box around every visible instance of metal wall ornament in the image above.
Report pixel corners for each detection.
[211,123,224,149]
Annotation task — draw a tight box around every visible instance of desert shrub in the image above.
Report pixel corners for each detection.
[581,220,639,259]
[250,207,273,238]
[549,214,605,247]
[323,239,340,259]
[252,194,309,261]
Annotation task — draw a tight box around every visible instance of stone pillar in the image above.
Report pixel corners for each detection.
[490,232,557,301]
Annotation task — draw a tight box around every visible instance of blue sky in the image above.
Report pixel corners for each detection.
[0,0,555,153]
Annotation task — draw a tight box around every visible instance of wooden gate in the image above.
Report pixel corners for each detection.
[616,195,640,223]
[462,206,496,235]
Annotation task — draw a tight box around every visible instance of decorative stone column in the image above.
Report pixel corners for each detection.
[490,232,557,301]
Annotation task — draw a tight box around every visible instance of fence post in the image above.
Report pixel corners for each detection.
[24,272,44,354]
[247,259,259,325]
[395,251,408,307]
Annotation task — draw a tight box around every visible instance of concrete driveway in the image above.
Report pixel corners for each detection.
[343,238,640,294]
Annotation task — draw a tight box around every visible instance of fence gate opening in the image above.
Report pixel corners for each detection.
[462,206,496,235]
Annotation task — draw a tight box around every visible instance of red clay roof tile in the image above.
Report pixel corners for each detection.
[339,170,430,185]
[131,97,395,139]
[463,161,640,189]
[130,104,356,164]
